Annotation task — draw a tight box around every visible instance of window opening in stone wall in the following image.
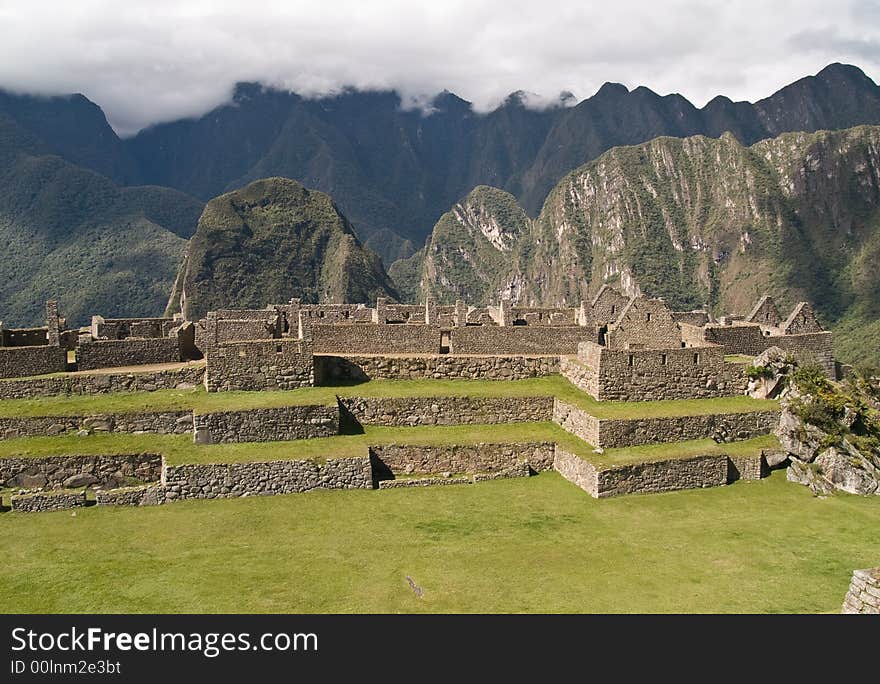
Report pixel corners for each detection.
[693,352,700,364]
[628,354,634,366]
[276,344,283,353]
[646,312,652,322]
[661,353,667,365]
[440,331,451,354]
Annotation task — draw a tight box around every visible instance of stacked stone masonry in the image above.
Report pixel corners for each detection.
[0,363,205,400]
[0,345,67,380]
[566,345,749,401]
[11,490,87,512]
[841,568,880,614]
[77,337,182,371]
[193,405,338,444]
[0,412,193,440]
[95,484,164,506]
[0,453,163,489]
[206,339,313,391]
[369,442,555,479]
[163,457,372,501]
[315,354,559,383]
[340,396,554,427]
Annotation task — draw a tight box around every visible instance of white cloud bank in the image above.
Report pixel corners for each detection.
[0,0,877,135]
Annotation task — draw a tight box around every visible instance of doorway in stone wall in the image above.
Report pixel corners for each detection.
[440,331,451,354]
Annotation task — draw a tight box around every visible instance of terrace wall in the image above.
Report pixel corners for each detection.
[11,491,87,512]
[369,442,555,478]
[0,362,205,399]
[315,354,559,383]
[841,568,880,614]
[339,396,554,427]
[0,453,163,489]
[95,484,164,506]
[77,337,181,371]
[0,345,67,379]
[193,405,338,444]
[163,457,372,500]
[0,412,192,440]
[551,400,777,448]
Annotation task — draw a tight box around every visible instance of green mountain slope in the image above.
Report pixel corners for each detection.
[413,126,880,365]
[168,177,399,320]
[0,113,203,326]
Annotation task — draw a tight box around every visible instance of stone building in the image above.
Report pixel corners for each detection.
[0,291,837,391]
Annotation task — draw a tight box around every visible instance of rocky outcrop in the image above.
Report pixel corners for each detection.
[774,366,880,496]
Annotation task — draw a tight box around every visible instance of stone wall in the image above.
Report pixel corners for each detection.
[551,399,776,448]
[369,442,555,478]
[594,410,778,448]
[570,342,747,401]
[77,337,181,371]
[552,400,600,445]
[559,356,600,398]
[315,354,560,383]
[553,447,766,498]
[339,396,554,427]
[163,457,372,500]
[11,490,87,512]
[553,448,599,495]
[672,311,711,327]
[0,453,162,489]
[448,325,593,355]
[93,317,177,340]
[769,332,835,377]
[95,484,164,506]
[1,327,48,347]
[841,568,880,614]
[312,323,439,354]
[0,412,192,440]
[0,362,205,399]
[0,345,67,379]
[605,297,682,351]
[193,405,338,444]
[727,454,766,482]
[703,323,768,356]
[701,325,834,376]
[206,338,313,391]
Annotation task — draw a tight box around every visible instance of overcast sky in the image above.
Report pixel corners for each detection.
[0,0,877,136]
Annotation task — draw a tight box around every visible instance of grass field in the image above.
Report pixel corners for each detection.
[0,470,876,613]
[0,376,777,419]
[0,423,776,467]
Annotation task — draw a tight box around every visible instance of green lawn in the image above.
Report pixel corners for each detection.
[0,376,777,419]
[0,423,777,468]
[0,470,876,613]
[0,423,576,465]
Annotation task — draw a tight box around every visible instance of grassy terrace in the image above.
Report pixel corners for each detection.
[0,423,776,468]
[0,376,777,419]
[1,470,877,613]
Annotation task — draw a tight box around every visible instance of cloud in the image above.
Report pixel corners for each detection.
[0,0,877,136]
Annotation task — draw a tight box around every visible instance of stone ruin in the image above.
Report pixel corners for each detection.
[0,291,836,394]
